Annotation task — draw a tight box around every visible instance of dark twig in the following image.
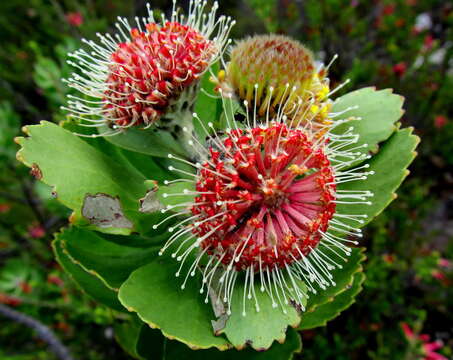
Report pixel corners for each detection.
[0,303,75,360]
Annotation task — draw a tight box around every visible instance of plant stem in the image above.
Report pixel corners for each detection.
[0,303,75,360]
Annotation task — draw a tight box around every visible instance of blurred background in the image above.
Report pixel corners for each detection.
[0,0,452,359]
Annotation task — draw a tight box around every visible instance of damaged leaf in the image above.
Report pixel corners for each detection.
[30,163,42,179]
[208,287,229,335]
[15,121,150,235]
[82,193,133,230]
[139,181,163,213]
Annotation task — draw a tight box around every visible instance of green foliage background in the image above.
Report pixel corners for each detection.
[0,0,452,359]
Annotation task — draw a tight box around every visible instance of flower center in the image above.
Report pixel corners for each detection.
[190,123,336,271]
[260,181,286,208]
[104,21,215,127]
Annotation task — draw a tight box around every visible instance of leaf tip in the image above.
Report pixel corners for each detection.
[14,136,24,145]
[21,125,30,135]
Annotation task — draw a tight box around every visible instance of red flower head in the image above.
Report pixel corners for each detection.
[64,1,234,134]
[157,91,373,315]
[190,123,337,273]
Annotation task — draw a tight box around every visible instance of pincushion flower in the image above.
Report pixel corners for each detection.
[221,35,345,137]
[17,8,418,355]
[63,0,234,135]
[157,88,373,315]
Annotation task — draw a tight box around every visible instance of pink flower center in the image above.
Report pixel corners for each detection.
[191,123,336,270]
[104,22,215,127]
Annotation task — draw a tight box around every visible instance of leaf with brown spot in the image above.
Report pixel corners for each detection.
[82,193,133,230]
[16,121,151,235]
[139,181,163,213]
[30,163,42,179]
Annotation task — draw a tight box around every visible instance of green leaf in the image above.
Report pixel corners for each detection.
[219,277,306,350]
[63,122,173,183]
[337,127,419,228]
[193,62,222,142]
[297,248,366,330]
[298,271,365,330]
[99,125,188,159]
[0,259,40,296]
[115,316,145,359]
[52,234,125,312]
[156,181,196,208]
[58,227,160,290]
[118,149,175,183]
[118,256,231,350]
[331,87,404,165]
[305,248,364,310]
[33,57,65,107]
[137,325,302,360]
[218,96,245,131]
[16,121,149,235]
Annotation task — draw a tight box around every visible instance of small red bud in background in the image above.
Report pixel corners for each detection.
[383,4,395,16]
[0,203,11,213]
[382,253,396,264]
[401,322,415,340]
[423,34,434,50]
[47,275,64,287]
[55,321,71,334]
[0,293,21,306]
[393,62,407,77]
[28,225,45,239]
[434,115,448,129]
[438,258,452,268]
[19,281,32,294]
[395,18,405,27]
[66,12,84,27]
